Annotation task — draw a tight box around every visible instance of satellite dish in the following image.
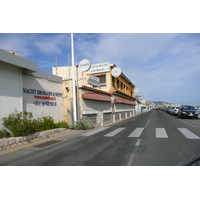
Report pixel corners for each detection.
[134,88,139,93]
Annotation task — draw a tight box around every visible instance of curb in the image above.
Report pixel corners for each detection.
[0,128,69,151]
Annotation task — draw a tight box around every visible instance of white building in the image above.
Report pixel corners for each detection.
[0,49,63,130]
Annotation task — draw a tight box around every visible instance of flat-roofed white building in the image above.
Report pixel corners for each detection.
[0,49,63,130]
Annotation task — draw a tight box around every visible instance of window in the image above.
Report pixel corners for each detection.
[98,75,106,86]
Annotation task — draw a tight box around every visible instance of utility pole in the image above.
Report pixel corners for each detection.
[71,33,77,123]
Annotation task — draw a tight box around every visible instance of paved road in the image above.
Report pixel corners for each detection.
[1,110,200,166]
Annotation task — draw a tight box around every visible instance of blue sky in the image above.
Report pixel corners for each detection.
[0,33,200,104]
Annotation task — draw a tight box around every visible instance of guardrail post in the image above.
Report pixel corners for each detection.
[113,114,115,123]
[101,116,103,127]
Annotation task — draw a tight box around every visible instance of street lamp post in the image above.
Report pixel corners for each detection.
[71,33,77,123]
[132,79,140,84]
[145,93,149,111]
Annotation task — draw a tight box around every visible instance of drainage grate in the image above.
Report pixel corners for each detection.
[33,140,60,148]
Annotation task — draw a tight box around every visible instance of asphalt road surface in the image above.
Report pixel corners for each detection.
[1,110,200,166]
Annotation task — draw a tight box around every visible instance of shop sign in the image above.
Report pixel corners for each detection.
[23,88,62,107]
[86,62,110,74]
[88,75,100,87]
[111,67,121,77]
[79,59,91,71]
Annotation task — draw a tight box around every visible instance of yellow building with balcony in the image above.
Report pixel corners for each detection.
[52,62,136,125]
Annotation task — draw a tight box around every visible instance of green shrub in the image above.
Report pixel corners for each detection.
[55,121,70,129]
[0,111,70,138]
[37,116,56,130]
[0,129,11,138]
[71,116,94,130]
[1,111,39,137]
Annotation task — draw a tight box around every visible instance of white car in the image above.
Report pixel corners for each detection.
[171,107,180,115]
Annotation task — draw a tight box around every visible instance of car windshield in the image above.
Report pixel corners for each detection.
[183,106,195,110]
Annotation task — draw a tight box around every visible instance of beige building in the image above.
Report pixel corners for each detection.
[52,62,136,125]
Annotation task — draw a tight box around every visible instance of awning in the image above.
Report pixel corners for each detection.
[82,93,111,102]
[114,98,136,105]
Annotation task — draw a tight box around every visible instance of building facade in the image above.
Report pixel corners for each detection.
[52,62,137,125]
[0,49,63,130]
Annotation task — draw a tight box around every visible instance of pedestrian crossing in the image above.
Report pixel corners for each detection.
[81,127,200,139]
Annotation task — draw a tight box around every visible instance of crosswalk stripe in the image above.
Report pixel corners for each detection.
[81,127,109,136]
[128,128,144,137]
[82,127,200,140]
[156,128,168,138]
[177,128,200,139]
[103,127,126,137]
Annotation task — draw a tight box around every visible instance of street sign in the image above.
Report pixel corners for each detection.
[79,59,91,71]
[88,75,100,87]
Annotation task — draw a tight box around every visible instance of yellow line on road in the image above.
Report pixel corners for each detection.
[0,131,72,155]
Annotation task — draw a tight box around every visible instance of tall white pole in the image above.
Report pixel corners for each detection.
[71,33,77,122]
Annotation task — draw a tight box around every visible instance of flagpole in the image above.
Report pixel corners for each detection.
[71,33,77,123]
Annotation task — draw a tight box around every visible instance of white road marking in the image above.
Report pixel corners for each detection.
[128,128,144,137]
[144,111,154,128]
[127,139,141,166]
[81,127,109,136]
[179,119,197,127]
[156,128,168,138]
[177,128,200,139]
[103,127,126,137]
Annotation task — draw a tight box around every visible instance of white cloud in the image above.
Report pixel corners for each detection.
[0,33,34,57]
[75,33,200,104]
[33,34,70,55]
[1,33,199,104]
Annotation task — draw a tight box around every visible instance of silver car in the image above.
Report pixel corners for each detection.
[171,107,180,115]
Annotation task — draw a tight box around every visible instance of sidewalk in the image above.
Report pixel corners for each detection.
[0,110,152,152]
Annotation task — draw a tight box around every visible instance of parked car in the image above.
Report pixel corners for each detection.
[177,105,198,119]
[171,107,180,115]
[168,106,175,114]
[166,106,172,113]
[194,106,200,119]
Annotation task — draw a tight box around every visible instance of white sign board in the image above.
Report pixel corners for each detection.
[111,67,121,77]
[86,62,110,74]
[134,88,139,93]
[88,75,100,87]
[79,59,91,71]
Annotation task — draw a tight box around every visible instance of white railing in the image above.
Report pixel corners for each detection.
[101,110,136,126]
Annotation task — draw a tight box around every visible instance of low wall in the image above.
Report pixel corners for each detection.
[0,128,69,150]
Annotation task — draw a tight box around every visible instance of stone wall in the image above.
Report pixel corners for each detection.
[0,128,69,150]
